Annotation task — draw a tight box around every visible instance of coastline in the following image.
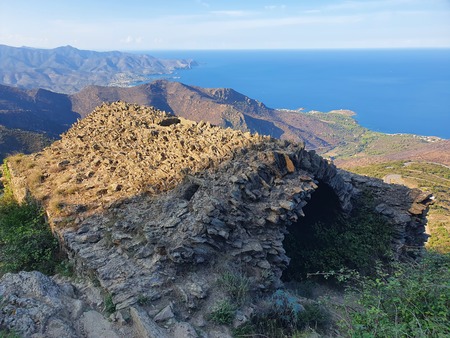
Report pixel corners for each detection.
[133,49,450,139]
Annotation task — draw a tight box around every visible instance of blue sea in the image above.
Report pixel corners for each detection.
[140,49,450,139]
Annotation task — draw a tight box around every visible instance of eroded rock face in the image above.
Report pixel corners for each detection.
[0,271,134,338]
[0,271,79,337]
[0,271,184,338]
[340,171,432,258]
[2,102,432,337]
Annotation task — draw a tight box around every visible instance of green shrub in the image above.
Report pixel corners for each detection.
[232,323,254,337]
[0,161,61,276]
[54,259,74,278]
[338,251,450,337]
[0,200,60,275]
[104,294,116,315]
[270,289,305,329]
[209,299,236,325]
[250,290,330,337]
[0,329,21,338]
[1,162,14,203]
[217,270,250,305]
[137,294,150,306]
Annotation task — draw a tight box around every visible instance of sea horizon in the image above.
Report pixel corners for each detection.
[131,48,450,139]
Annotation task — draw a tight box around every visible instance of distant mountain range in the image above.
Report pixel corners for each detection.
[0,44,195,93]
[0,80,449,166]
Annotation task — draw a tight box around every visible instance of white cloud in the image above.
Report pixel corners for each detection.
[212,14,364,30]
[120,36,143,44]
[121,36,133,44]
[322,0,447,12]
[0,33,50,48]
[2,0,449,50]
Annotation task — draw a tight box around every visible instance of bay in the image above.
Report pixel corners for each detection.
[139,49,450,139]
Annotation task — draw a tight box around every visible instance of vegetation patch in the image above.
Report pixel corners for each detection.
[311,110,439,162]
[208,299,236,325]
[0,161,61,276]
[104,293,116,315]
[54,259,75,278]
[247,290,330,338]
[330,251,450,337]
[0,329,21,338]
[137,294,150,306]
[217,269,251,306]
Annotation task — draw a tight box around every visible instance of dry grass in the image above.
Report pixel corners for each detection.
[28,169,45,188]
[47,198,67,216]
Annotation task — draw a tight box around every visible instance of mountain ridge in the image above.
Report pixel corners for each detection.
[0,80,449,167]
[0,44,194,93]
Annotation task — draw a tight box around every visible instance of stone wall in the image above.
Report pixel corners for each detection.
[340,170,432,259]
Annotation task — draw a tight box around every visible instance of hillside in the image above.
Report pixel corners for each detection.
[347,161,450,253]
[0,45,194,93]
[1,101,433,337]
[70,80,298,143]
[303,110,450,166]
[8,101,275,213]
[0,80,449,167]
[70,81,450,166]
[0,125,53,160]
[0,84,80,138]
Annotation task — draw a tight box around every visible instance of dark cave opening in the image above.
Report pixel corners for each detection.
[281,181,344,281]
[281,182,393,282]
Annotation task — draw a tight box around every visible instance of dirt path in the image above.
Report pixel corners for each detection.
[383,174,406,185]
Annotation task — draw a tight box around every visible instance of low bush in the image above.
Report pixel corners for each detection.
[283,189,393,280]
[0,200,60,275]
[249,290,330,338]
[217,270,251,306]
[54,259,74,278]
[209,299,236,325]
[0,329,21,338]
[336,252,450,337]
[137,294,150,306]
[0,162,60,276]
[104,294,116,315]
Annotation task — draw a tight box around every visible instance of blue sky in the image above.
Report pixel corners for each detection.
[1,0,449,50]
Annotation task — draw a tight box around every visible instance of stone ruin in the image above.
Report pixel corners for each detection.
[0,102,432,337]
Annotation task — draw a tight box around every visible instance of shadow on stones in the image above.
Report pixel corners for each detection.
[181,183,200,201]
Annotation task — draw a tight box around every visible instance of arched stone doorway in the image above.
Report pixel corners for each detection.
[282,181,343,281]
